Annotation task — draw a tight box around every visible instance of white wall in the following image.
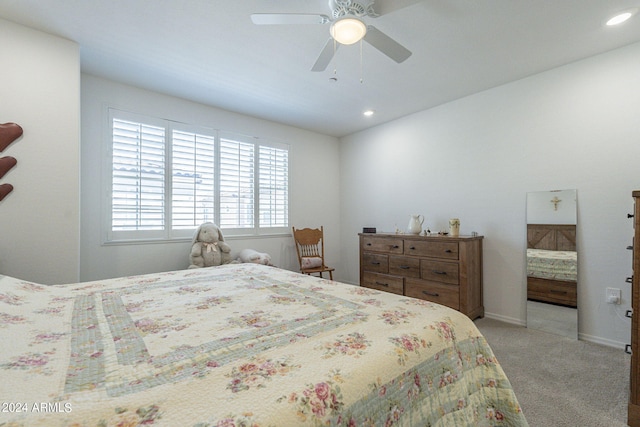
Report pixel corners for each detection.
[81,75,341,281]
[340,41,640,348]
[0,18,80,284]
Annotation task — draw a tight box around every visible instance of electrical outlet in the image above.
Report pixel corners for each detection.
[606,287,621,305]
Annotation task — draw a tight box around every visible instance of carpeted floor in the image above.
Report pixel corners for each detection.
[475,317,630,427]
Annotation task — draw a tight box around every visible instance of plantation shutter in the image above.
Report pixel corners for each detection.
[259,144,289,227]
[171,129,216,229]
[219,136,254,228]
[107,109,289,242]
[111,118,165,231]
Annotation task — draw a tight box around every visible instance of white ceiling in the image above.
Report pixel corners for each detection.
[1,0,640,137]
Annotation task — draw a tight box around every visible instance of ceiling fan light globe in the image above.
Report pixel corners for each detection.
[330,17,367,45]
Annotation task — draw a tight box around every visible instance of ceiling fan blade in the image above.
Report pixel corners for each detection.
[374,0,424,16]
[363,25,412,63]
[311,38,339,72]
[250,13,330,25]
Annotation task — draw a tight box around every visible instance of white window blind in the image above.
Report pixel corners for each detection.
[111,118,165,232]
[259,145,289,227]
[219,137,254,229]
[171,130,215,229]
[106,108,289,243]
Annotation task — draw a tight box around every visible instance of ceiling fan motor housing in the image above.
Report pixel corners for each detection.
[329,0,378,19]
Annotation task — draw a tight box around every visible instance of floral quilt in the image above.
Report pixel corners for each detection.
[0,263,527,426]
[526,248,577,282]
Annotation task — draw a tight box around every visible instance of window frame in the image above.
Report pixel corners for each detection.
[103,108,290,244]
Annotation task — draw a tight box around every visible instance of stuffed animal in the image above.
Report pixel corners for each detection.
[188,222,234,268]
[236,248,273,266]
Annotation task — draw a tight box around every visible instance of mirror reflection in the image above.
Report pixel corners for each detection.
[526,189,578,339]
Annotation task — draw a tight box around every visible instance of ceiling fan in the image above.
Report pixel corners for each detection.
[250,0,416,71]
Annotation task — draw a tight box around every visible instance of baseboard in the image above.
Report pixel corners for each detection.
[578,332,628,350]
[484,312,628,350]
[483,311,526,327]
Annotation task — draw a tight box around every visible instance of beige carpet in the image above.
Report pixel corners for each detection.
[475,317,630,427]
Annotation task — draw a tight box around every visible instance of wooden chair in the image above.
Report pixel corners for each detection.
[292,226,334,280]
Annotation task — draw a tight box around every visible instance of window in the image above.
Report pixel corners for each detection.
[219,136,255,229]
[171,129,216,229]
[106,109,289,242]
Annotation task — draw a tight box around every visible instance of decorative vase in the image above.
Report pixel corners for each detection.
[449,218,460,237]
[407,214,424,234]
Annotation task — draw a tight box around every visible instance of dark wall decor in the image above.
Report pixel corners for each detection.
[0,156,17,179]
[0,122,23,202]
[0,184,13,201]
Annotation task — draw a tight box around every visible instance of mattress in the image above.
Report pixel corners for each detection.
[527,248,577,282]
[0,263,527,426]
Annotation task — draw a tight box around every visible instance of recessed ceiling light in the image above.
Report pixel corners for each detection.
[607,9,637,26]
[363,110,375,116]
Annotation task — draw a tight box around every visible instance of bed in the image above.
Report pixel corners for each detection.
[0,263,527,426]
[526,224,577,307]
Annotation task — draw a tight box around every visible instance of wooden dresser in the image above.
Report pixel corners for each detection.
[629,190,640,426]
[359,233,484,319]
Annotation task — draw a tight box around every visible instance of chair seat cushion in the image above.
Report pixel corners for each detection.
[301,257,323,269]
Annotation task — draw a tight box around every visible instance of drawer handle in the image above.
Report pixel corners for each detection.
[375,281,389,287]
[626,309,633,318]
[366,243,372,246]
[392,245,400,249]
[626,277,633,284]
[422,290,439,297]
[409,246,416,250]
[550,290,567,295]
[444,249,452,253]
[370,261,381,265]
[626,344,633,355]
[628,245,634,250]
[399,265,411,270]
[431,270,447,275]
[629,213,635,218]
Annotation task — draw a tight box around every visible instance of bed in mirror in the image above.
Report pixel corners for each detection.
[526,189,578,339]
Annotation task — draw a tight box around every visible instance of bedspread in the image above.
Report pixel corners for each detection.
[0,263,527,426]
[526,248,577,282]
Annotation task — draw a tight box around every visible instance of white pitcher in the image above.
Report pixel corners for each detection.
[407,214,424,234]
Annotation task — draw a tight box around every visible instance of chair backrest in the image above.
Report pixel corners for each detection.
[292,226,326,265]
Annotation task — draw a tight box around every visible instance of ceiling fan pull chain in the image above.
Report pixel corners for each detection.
[360,39,364,83]
[333,38,338,80]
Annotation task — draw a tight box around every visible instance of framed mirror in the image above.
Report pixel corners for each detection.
[526,189,578,339]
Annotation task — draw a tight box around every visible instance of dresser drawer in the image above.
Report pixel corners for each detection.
[362,272,404,295]
[405,240,459,260]
[362,252,388,273]
[389,255,420,278]
[420,260,459,285]
[361,236,403,254]
[527,277,577,307]
[405,279,460,310]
